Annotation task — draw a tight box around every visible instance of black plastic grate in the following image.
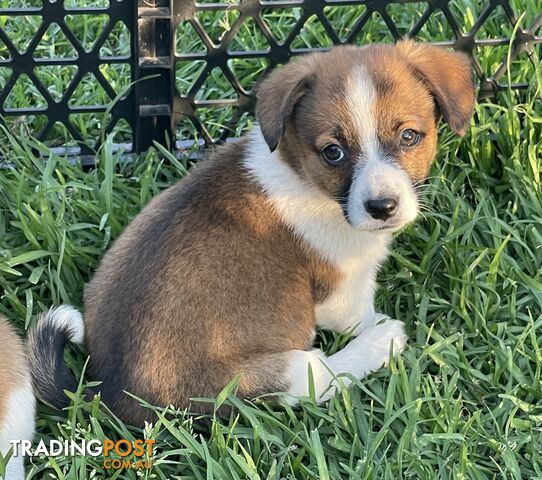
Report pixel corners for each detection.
[0,0,135,156]
[1,1,541,156]
[173,0,542,148]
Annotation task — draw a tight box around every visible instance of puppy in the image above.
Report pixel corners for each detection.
[0,317,35,480]
[28,41,475,425]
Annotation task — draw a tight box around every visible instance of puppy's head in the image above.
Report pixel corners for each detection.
[256,41,475,233]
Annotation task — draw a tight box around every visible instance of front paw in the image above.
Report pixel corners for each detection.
[347,319,407,372]
[352,312,396,336]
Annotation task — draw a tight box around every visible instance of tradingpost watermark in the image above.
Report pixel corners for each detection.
[10,438,155,470]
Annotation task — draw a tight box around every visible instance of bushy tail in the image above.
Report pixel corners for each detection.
[27,306,85,409]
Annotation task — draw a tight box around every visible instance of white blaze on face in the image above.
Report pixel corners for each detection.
[345,67,419,232]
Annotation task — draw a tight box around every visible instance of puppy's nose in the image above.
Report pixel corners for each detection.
[364,198,398,221]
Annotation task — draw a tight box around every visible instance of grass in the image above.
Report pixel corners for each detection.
[0,1,541,479]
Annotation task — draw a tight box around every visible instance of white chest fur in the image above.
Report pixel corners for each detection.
[314,241,388,333]
[243,128,391,333]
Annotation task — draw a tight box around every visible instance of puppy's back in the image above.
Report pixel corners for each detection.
[0,317,35,480]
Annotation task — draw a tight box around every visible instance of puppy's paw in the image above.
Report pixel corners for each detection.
[346,319,407,373]
[373,312,393,325]
[366,318,407,356]
[352,312,397,336]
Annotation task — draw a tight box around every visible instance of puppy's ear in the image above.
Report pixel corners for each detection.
[396,40,475,136]
[255,55,316,151]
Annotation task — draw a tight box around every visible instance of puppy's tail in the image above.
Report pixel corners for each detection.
[27,305,85,409]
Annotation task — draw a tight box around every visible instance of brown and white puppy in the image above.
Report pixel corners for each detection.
[28,41,475,425]
[0,317,35,480]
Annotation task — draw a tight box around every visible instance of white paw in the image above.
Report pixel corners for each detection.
[374,312,392,324]
[362,318,407,357]
[351,312,395,336]
[336,319,407,375]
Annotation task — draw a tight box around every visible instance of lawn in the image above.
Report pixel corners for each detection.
[0,1,542,479]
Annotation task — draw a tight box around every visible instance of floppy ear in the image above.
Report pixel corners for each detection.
[255,55,316,151]
[396,40,475,136]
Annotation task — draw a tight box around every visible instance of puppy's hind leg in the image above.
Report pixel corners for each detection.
[236,319,407,406]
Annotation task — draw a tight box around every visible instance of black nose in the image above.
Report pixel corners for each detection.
[364,198,398,221]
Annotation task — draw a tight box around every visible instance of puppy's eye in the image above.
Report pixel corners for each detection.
[322,144,345,165]
[400,129,421,147]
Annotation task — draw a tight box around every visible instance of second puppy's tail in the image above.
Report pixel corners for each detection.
[27,306,85,409]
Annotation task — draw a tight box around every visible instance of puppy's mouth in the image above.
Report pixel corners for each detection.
[341,191,419,233]
[341,205,416,233]
[340,198,399,232]
[372,224,401,232]
[362,222,406,234]
[342,213,406,233]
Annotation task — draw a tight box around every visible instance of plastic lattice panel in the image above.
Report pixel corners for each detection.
[174,0,542,147]
[0,0,135,155]
[0,1,540,155]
